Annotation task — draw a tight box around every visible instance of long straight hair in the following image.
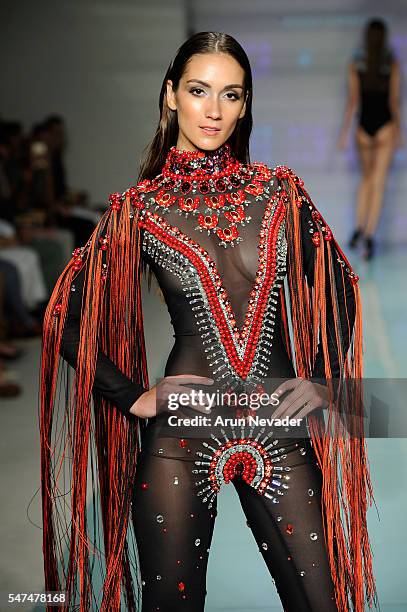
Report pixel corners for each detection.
[361,18,393,89]
[137,31,253,182]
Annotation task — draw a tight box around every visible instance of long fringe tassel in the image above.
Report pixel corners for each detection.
[40,195,149,610]
[284,175,378,612]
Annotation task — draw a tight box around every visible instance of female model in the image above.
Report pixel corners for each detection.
[40,32,377,612]
[338,18,402,260]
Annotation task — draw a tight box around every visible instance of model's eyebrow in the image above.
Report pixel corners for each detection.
[186,79,244,90]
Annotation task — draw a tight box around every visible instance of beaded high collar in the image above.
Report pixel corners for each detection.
[162,143,240,179]
[136,143,274,247]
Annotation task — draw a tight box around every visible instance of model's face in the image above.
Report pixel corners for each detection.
[166,52,247,152]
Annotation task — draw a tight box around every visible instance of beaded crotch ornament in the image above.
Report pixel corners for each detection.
[192,426,291,510]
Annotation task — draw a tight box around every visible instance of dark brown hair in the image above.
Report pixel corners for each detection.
[362,18,393,88]
[137,31,253,181]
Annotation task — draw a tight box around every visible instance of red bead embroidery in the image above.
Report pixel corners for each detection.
[216,225,239,243]
[225,190,246,205]
[179,196,200,212]
[197,214,219,230]
[244,182,264,196]
[98,235,109,251]
[53,303,62,316]
[311,233,321,247]
[136,144,266,248]
[193,428,290,508]
[155,189,176,209]
[139,193,285,380]
[109,192,123,211]
[203,194,225,210]
[162,143,240,179]
[224,205,246,224]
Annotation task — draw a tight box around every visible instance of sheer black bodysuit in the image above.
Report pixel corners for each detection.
[354,49,394,137]
[60,144,356,611]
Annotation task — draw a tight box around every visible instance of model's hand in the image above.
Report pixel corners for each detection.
[271,377,330,421]
[129,374,214,419]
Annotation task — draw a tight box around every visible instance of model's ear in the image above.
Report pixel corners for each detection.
[166,79,177,111]
[238,93,248,120]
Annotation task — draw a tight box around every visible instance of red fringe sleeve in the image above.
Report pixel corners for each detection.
[39,189,149,611]
[275,165,378,612]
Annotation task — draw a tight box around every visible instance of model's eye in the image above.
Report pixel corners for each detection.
[189,87,241,100]
[225,92,241,100]
[190,87,205,96]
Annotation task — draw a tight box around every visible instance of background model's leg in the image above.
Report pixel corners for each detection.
[355,125,376,234]
[364,122,396,238]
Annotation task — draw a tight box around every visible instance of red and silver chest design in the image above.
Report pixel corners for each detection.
[132,147,288,393]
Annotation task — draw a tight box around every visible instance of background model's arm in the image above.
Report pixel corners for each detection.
[338,60,360,149]
[389,58,403,146]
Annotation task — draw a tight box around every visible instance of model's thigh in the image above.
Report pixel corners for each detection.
[371,122,396,180]
[355,126,375,175]
[233,438,338,612]
[132,436,217,612]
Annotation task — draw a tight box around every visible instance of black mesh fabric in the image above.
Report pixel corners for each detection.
[60,146,355,423]
[58,145,359,611]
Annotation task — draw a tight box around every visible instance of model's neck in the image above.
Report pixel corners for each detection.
[162,142,237,177]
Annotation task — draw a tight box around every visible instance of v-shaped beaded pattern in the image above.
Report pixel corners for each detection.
[113,156,358,388]
[137,181,287,385]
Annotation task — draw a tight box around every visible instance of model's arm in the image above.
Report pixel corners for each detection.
[60,254,147,417]
[298,187,356,381]
[338,61,360,149]
[389,58,403,146]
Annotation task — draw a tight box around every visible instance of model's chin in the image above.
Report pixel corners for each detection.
[196,132,225,150]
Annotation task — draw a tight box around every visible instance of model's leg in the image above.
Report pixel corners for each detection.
[233,438,338,612]
[132,436,217,612]
[355,126,375,232]
[364,122,396,238]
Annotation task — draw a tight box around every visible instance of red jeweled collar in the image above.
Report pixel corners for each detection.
[162,143,241,179]
[136,145,274,247]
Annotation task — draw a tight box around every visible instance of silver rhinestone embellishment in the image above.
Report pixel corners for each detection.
[310,532,318,540]
[156,515,164,523]
[195,539,201,546]
[262,542,268,550]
